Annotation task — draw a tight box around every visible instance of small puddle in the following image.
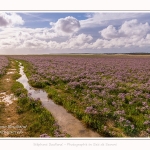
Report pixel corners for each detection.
[17,63,100,137]
[5,78,10,82]
[0,92,17,106]
[9,69,16,71]
[7,72,15,75]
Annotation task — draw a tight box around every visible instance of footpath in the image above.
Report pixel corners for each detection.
[0,60,26,137]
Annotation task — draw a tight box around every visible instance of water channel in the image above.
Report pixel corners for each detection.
[17,62,100,137]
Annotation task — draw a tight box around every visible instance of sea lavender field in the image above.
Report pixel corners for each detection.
[11,55,150,137]
[0,56,9,77]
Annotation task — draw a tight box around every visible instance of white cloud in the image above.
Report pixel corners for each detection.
[0,12,24,27]
[0,27,58,42]
[47,33,93,49]
[20,39,48,49]
[50,16,80,36]
[92,13,140,21]
[0,27,50,51]
[0,37,20,50]
[80,12,143,28]
[119,19,150,38]
[146,34,150,40]
[100,25,121,39]
[0,15,8,26]
[48,41,60,49]
[100,19,150,40]
[66,33,93,48]
[92,19,150,49]
[1,18,150,54]
[0,16,89,52]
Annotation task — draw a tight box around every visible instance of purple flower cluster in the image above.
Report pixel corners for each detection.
[114,110,125,116]
[10,55,150,136]
[0,56,9,76]
[143,121,150,125]
[40,133,51,138]
[85,106,97,114]
[118,117,135,130]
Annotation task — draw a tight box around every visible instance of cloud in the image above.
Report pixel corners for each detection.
[100,19,150,40]
[0,15,8,26]
[48,41,60,49]
[1,18,150,54]
[119,19,150,38]
[50,16,80,36]
[65,34,92,49]
[20,39,48,49]
[34,28,58,40]
[0,27,58,44]
[80,13,144,28]
[0,27,48,51]
[0,12,24,27]
[92,13,141,21]
[0,37,20,49]
[48,33,93,49]
[100,25,122,39]
[66,33,93,49]
[92,19,150,49]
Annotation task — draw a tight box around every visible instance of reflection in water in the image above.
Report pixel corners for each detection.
[17,63,100,137]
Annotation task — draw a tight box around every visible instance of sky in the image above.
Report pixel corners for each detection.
[1,12,150,54]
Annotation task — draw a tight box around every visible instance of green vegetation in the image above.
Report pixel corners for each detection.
[15,55,150,137]
[0,59,64,137]
[19,60,125,137]
[11,63,62,137]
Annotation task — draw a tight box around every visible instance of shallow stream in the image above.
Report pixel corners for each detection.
[17,63,100,137]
